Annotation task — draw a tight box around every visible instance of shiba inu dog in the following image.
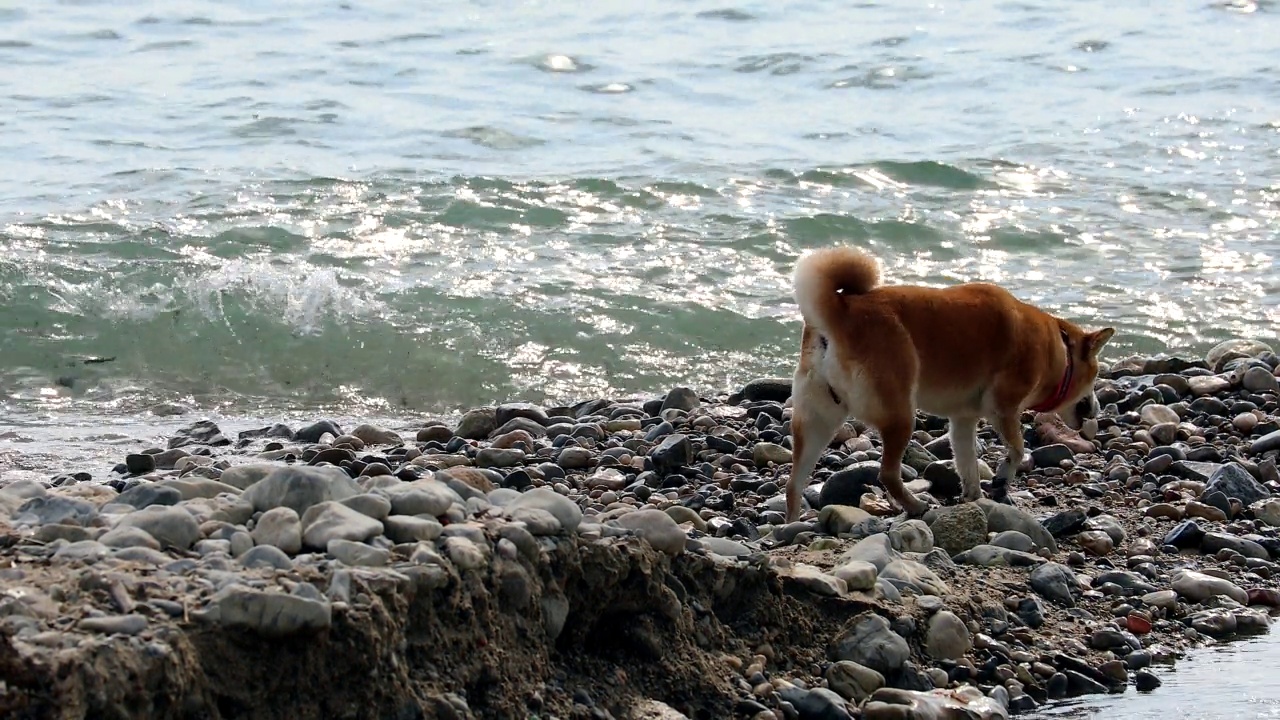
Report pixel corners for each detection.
[785,246,1114,522]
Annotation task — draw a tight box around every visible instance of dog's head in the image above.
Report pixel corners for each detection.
[1055,326,1116,430]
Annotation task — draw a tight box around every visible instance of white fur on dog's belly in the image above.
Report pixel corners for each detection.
[915,385,990,419]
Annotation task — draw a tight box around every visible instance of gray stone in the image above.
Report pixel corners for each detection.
[1031,444,1074,468]
[508,506,563,536]
[115,483,183,509]
[1030,562,1079,607]
[99,526,162,551]
[1242,366,1279,393]
[1200,532,1269,560]
[326,539,390,567]
[240,544,293,571]
[609,509,687,556]
[888,519,933,553]
[477,447,526,468]
[826,660,885,703]
[753,442,792,466]
[78,614,149,635]
[299,501,383,550]
[241,465,361,515]
[350,423,401,446]
[507,488,582,533]
[928,503,988,555]
[1172,569,1248,604]
[212,586,332,636]
[1206,338,1273,373]
[840,533,897,572]
[251,507,303,554]
[819,505,876,536]
[832,561,879,592]
[697,537,753,558]
[54,540,109,563]
[953,544,1044,567]
[1204,463,1270,507]
[382,515,443,544]
[819,462,881,508]
[455,407,497,439]
[1250,429,1280,456]
[383,480,463,518]
[863,688,1010,720]
[831,612,910,676]
[218,464,277,491]
[116,505,201,550]
[12,496,97,527]
[649,434,692,476]
[977,499,1058,553]
[1083,514,1126,545]
[445,536,489,571]
[158,478,242,501]
[879,559,948,596]
[925,610,972,660]
[338,493,392,520]
[661,387,700,412]
[990,530,1035,553]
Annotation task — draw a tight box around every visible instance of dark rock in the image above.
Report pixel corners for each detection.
[922,461,963,498]
[1029,562,1079,607]
[1031,444,1074,468]
[1200,532,1269,560]
[1016,597,1046,629]
[115,483,183,509]
[818,462,881,508]
[238,424,295,442]
[1162,520,1205,549]
[1205,463,1271,506]
[495,403,549,427]
[13,496,98,527]
[775,687,852,720]
[649,434,691,476]
[168,420,229,448]
[660,387,700,413]
[1135,669,1162,692]
[739,378,792,403]
[1250,429,1280,456]
[124,453,156,475]
[1042,508,1089,537]
[294,420,344,443]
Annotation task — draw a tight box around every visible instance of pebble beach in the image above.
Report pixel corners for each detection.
[4,337,1280,720]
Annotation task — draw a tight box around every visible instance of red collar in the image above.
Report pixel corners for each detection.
[1029,331,1074,413]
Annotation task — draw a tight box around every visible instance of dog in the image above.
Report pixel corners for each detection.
[785,246,1114,522]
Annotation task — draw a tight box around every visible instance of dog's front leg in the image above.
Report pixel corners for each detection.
[785,388,845,523]
[989,412,1025,504]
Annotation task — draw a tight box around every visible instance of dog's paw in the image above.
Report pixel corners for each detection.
[901,495,930,518]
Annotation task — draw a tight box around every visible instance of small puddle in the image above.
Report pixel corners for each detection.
[1030,632,1280,719]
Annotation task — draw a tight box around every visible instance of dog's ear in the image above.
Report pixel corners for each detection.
[1084,327,1115,358]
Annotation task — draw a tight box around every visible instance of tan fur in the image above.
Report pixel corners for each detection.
[786,246,1115,522]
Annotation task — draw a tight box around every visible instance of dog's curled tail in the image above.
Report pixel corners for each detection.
[792,246,880,331]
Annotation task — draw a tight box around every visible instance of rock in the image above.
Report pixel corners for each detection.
[556,447,594,470]
[925,611,971,660]
[921,461,963,498]
[1135,669,1162,692]
[840,533,897,572]
[775,686,853,720]
[212,586,331,636]
[928,503,988,555]
[1030,562,1079,607]
[495,402,550,427]
[1139,404,1180,426]
[1076,530,1114,556]
[1042,508,1089,536]
[159,478,241,501]
[1206,338,1273,372]
[826,660,885,703]
[240,544,293,570]
[78,614,149,635]
[879,559,948,596]
[818,505,876,536]
[660,387,700,412]
[251,507,303,554]
[783,564,848,597]
[953,544,1043,567]
[383,515,443,544]
[1031,444,1073,468]
[476,447,526,468]
[383,480,462,518]
[1242,366,1279,393]
[350,423,401,446]
[990,530,1035,553]
[299,501,383,550]
[1016,597,1046,628]
[888,520,933,553]
[649,434,691,476]
[753,442,792,466]
[1188,375,1231,396]
[1141,590,1179,609]
[739,378,792,402]
[1084,514,1126,544]
[863,688,1009,720]
[507,488,583,533]
[1251,498,1280,527]
[1163,520,1205,549]
[609,509,687,556]
[1184,500,1227,523]
[455,408,497,439]
[444,536,488,571]
[819,463,881,508]
[1171,569,1248,604]
[124,453,156,475]
[1250,429,1280,456]
[169,420,228,448]
[339,493,392,520]
[293,420,342,443]
[437,467,497,494]
[664,505,707,531]
[1200,532,1269,560]
[218,464,277,491]
[12,496,97,527]
[977,499,1058,553]
[116,506,200,550]
[832,561,879,592]
[99,526,161,551]
[327,539,390,567]
[831,612,910,676]
[241,466,361,515]
[1204,463,1271,507]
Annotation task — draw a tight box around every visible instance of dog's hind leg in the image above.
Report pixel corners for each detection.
[949,416,981,502]
[785,384,845,523]
[877,414,930,517]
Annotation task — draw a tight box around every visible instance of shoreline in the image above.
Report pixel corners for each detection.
[3,339,1280,719]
